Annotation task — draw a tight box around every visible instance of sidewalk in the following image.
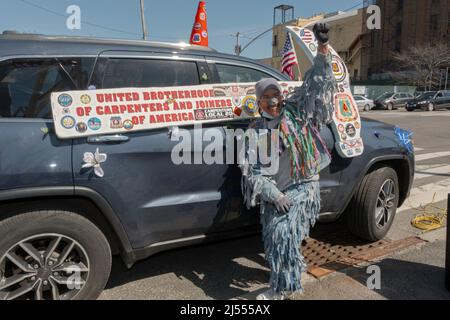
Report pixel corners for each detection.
[240,228,450,300]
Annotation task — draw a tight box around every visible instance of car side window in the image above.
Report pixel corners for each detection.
[101,59,200,88]
[214,64,273,83]
[0,58,94,119]
[354,96,363,101]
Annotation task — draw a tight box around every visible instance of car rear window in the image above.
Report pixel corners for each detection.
[101,59,200,89]
[0,58,94,119]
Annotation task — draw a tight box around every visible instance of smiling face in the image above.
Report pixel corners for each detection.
[258,88,284,118]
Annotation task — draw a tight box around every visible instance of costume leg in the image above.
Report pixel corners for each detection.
[260,181,321,294]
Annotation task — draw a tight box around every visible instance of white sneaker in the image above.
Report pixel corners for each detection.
[256,289,285,300]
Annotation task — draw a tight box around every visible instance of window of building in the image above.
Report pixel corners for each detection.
[273,35,278,47]
[430,14,439,33]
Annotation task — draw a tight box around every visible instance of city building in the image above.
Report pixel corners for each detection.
[261,0,450,84]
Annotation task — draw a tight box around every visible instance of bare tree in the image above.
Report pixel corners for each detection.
[388,43,450,90]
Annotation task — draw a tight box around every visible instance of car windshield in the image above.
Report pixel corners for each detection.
[418,92,437,99]
[376,93,393,100]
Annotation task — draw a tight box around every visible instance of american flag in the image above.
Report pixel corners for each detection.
[281,32,299,80]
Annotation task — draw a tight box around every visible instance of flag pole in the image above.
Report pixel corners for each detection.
[289,32,302,81]
[296,57,302,81]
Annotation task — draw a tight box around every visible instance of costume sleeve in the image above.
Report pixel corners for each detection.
[239,127,284,209]
[286,52,337,130]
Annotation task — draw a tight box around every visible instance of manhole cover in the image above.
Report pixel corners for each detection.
[302,222,390,271]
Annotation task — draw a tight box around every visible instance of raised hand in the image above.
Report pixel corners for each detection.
[313,22,330,45]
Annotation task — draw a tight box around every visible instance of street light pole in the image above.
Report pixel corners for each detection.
[445,67,449,90]
[234,32,241,56]
[140,0,148,40]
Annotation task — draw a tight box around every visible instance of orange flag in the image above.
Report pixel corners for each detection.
[189,1,208,47]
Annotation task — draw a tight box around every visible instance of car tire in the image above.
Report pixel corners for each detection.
[406,108,414,112]
[364,104,371,112]
[0,210,111,300]
[346,167,399,242]
[387,103,394,111]
[427,103,435,112]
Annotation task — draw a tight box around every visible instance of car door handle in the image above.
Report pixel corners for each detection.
[87,135,130,144]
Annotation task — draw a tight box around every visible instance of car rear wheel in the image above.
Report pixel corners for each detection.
[364,104,371,112]
[387,103,394,111]
[346,167,399,241]
[0,210,111,300]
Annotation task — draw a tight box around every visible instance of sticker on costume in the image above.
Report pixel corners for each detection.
[345,124,356,138]
[299,29,313,43]
[331,55,347,83]
[334,93,358,122]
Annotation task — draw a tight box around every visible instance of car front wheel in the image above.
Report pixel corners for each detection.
[387,103,394,111]
[364,104,371,112]
[346,167,399,241]
[0,210,111,300]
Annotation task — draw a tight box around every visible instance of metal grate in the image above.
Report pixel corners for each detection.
[302,222,390,271]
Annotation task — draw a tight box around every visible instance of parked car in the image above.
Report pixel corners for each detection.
[353,95,375,112]
[0,34,415,300]
[373,92,414,110]
[406,90,450,112]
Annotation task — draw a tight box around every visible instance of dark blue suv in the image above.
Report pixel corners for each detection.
[0,34,414,300]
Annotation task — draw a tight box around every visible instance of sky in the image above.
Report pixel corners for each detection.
[0,0,363,59]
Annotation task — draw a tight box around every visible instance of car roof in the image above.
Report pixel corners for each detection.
[0,33,288,79]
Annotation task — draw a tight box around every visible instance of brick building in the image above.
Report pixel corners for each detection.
[262,0,450,83]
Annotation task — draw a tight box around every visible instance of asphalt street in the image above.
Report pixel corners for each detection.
[100,108,450,300]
